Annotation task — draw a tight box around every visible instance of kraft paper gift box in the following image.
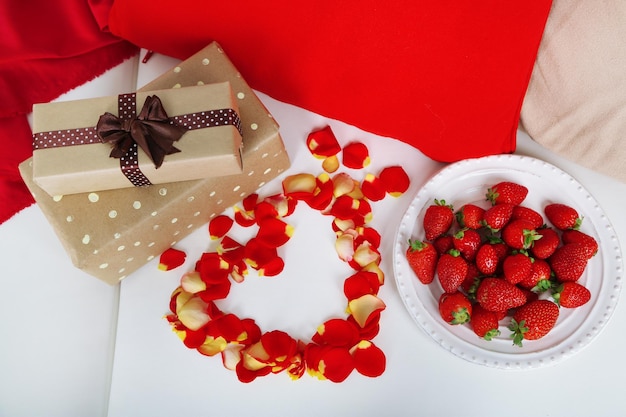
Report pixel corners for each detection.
[19,42,291,285]
[32,82,243,196]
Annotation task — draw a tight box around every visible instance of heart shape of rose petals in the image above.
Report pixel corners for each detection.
[164,126,409,382]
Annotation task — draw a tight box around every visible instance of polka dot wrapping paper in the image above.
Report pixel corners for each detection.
[31,82,244,196]
[19,43,290,285]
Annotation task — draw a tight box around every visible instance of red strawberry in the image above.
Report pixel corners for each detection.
[470,304,501,340]
[518,258,552,292]
[436,249,469,293]
[552,282,591,308]
[502,252,533,285]
[406,239,438,284]
[453,228,482,261]
[438,291,472,325]
[476,277,527,312]
[455,204,485,229]
[509,300,559,346]
[501,219,541,250]
[423,199,454,241]
[486,181,528,206]
[530,227,560,259]
[545,203,582,230]
[511,205,545,229]
[475,240,509,276]
[482,203,514,232]
[561,229,598,259]
[433,234,454,255]
[549,243,589,282]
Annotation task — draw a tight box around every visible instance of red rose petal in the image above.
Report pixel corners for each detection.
[343,271,381,300]
[379,165,410,196]
[233,206,256,227]
[342,142,370,169]
[263,194,297,218]
[361,173,387,201]
[256,217,294,248]
[313,318,360,348]
[158,248,186,271]
[317,346,355,383]
[347,314,380,340]
[351,340,386,377]
[197,252,231,284]
[355,226,381,249]
[208,215,234,240]
[304,173,334,211]
[254,201,279,223]
[244,238,279,269]
[257,256,285,277]
[306,125,341,158]
[328,195,360,220]
[260,330,299,362]
[197,280,232,302]
[242,193,259,212]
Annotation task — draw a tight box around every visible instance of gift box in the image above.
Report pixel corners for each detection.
[19,42,290,285]
[32,82,243,196]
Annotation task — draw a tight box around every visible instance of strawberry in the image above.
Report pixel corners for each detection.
[470,304,501,340]
[502,252,533,285]
[436,249,469,293]
[552,281,591,308]
[406,239,438,284]
[423,199,454,241]
[549,242,589,282]
[530,227,560,259]
[475,243,499,275]
[501,219,541,250]
[452,228,482,261]
[433,234,454,255]
[438,291,472,325]
[455,204,485,229]
[510,205,545,229]
[486,181,528,206]
[482,203,514,232]
[476,277,527,312]
[509,300,559,346]
[544,203,582,230]
[561,229,598,259]
[518,258,552,292]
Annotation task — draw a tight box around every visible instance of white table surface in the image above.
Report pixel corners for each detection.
[2,53,625,417]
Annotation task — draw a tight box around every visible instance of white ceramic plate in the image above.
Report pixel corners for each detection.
[393,154,623,369]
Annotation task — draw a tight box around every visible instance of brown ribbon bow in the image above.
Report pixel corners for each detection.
[96,95,188,168]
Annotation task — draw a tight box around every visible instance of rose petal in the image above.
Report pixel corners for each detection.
[257,256,285,277]
[350,242,381,269]
[335,232,355,262]
[343,271,381,300]
[313,318,360,348]
[197,252,231,284]
[242,193,259,212]
[256,217,294,248]
[379,165,410,196]
[317,346,355,383]
[222,344,245,370]
[322,155,340,173]
[263,194,297,218]
[361,173,387,201]
[304,173,334,211]
[348,294,386,328]
[282,173,317,200]
[233,206,256,227]
[361,262,385,285]
[342,142,370,169]
[158,248,186,271]
[333,172,356,197]
[197,336,228,357]
[328,195,360,220]
[351,340,386,377]
[306,125,341,158]
[177,296,211,331]
[180,271,206,294]
[197,280,232,302]
[208,215,234,240]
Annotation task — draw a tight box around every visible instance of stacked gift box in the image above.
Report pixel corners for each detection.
[19,42,291,285]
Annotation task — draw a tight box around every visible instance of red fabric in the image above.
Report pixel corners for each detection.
[108,0,552,161]
[0,0,138,224]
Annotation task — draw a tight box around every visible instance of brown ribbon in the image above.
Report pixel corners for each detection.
[97,94,188,169]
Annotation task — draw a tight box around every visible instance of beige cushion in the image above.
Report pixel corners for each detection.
[520,1,626,183]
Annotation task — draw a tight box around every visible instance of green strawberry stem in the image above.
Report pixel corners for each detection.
[509,318,529,347]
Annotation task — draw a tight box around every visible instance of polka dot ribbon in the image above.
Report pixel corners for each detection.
[32,94,243,187]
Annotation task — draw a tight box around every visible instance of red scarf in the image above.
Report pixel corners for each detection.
[0,0,137,224]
